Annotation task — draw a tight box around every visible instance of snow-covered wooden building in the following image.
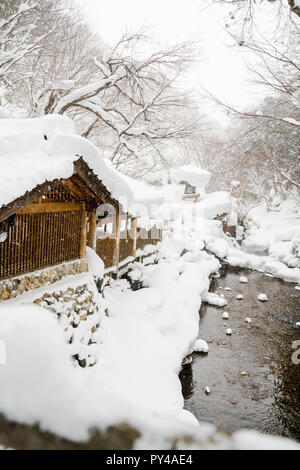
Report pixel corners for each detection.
[0,115,162,300]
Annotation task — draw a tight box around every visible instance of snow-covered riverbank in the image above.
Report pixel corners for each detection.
[0,206,299,448]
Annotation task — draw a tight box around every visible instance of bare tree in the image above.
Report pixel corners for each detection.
[0,2,52,89]
[1,2,204,176]
[214,0,300,20]
[36,32,204,175]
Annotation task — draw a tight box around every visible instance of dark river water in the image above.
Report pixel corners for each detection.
[180,267,300,441]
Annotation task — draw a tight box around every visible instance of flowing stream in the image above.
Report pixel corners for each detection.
[180,267,300,441]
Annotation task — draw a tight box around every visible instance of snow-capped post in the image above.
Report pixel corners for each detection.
[87,212,97,250]
[80,203,87,259]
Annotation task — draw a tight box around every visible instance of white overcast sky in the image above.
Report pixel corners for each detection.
[78,0,280,124]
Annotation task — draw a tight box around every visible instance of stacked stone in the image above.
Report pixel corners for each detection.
[34,284,101,368]
[0,260,88,302]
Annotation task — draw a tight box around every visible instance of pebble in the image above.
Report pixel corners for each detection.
[245,317,252,323]
[258,293,268,302]
[182,355,193,366]
[239,276,248,283]
[236,294,244,300]
[223,311,229,320]
[240,371,249,376]
[226,328,232,335]
[229,399,238,405]
[205,386,211,395]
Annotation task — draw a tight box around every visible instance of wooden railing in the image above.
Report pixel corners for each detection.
[95,220,162,271]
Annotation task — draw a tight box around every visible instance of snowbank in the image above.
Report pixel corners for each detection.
[86,246,104,278]
[194,191,232,219]
[0,241,299,449]
[242,202,300,270]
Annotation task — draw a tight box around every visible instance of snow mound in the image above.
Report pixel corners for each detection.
[170,164,211,189]
[195,191,232,219]
[86,246,104,278]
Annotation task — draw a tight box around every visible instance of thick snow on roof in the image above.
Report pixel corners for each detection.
[170,164,211,188]
[0,115,161,215]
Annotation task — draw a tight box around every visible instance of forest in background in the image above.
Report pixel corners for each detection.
[0,0,299,215]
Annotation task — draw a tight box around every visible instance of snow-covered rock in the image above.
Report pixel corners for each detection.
[236,294,244,300]
[223,312,229,320]
[258,293,268,302]
[239,276,248,283]
[226,328,232,335]
[193,339,209,354]
[203,292,227,307]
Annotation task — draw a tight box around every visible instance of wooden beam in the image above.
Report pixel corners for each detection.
[63,178,86,200]
[87,212,97,250]
[0,179,64,223]
[16,202,82,215]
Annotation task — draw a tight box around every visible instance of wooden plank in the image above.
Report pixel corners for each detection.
[64,178,86,201]
[17,202,82,215]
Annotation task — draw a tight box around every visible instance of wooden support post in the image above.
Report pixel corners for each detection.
[131,217,137,258]
[87,212,97,250]
[113,207,121,271]
[80,204,87,259]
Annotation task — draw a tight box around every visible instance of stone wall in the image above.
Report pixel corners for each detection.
[0,260,88,302]
[34,283,102,367]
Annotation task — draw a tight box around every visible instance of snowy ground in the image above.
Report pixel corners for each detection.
[0,195,299,449]
[242,200,300,269]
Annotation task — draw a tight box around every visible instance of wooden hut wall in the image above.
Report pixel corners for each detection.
[0,184,85,281]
